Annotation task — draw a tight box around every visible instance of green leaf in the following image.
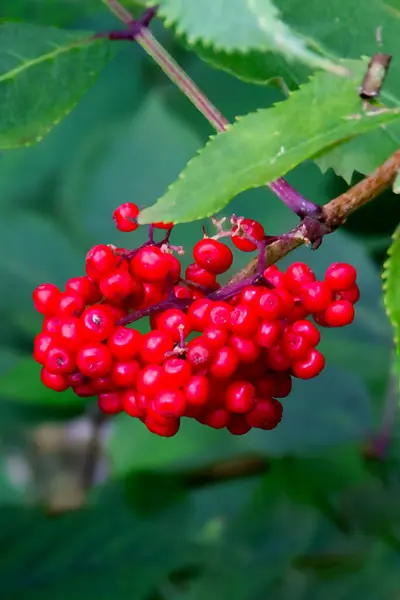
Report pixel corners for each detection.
[148,0,344,75]
[393,169,400,194]
[138,65,400,225]
[383,225,400,381]
[0,22,115,149]
[1,0,104,26]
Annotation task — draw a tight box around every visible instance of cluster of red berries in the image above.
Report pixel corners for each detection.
[32,203,359,437]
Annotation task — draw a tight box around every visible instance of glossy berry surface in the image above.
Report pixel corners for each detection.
[113,202,139,232]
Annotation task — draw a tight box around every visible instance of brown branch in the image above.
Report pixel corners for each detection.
[230,150,400,284]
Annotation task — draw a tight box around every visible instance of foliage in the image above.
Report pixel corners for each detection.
[0,1,399,600]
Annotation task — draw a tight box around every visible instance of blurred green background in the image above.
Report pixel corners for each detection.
[1,4,400,599]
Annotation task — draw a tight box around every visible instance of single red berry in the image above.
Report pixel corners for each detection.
[313,312,329,327]
[145,416,180,437]
[274,373,292,398]
[81,304,115,342]
[193,239,233,274]
[86,244,116,281]
[76,343,113,378]
[57,293,86,317]
[265,345,292,372]
[131,246,170,282]
[185,263,219,289]
[153,389,186,418]
[33,333,54,364]
[290,319,320,347]
[187,298,213,332]
[162,358,192,388]
[157,308,191,341]
[325,262,357,291]
[65,276,101,304]
[288,298,309,322]
[173,284,193,300]
[33,283,61,315]
[210,346,239,379]
[100,270,134,303]
[152,221,174,230]
[92,375,118,394]
[275,288,295,316]
[42,316,61,335]
[202,326,229,350]
[164,253,181,282]
[107,326,142,360]
[68,371,87,387]
[106,303,127,323]
[246,398,283,430]
[255,320,282,348]
[231,218,265,252]
[263,265,288,288]
[292,348,325,379]
[227,415,251,435]
[98,391,123,414]
[301,281,332,313]
[208,302,232,329]
[56,317,86,351]
[285,262,316,292]
[187,338,213,369]
[140,330,174,364]
[73,382,97,397]
[184,375,210,406]
[136,364,165,397]
[122,389,146,418]
[225,381,255,413]
[240,285,266,309]
[111,359,140,387]
[40,368,70,392]
[113,202,139,232]
[45,346,76,374]
[281,329,311,360]
[324,300,355,327]
[258,290,284,320]
[229,304,259,337]
[335,284,360,305]
[204,408,230,429]
[228,336,261,363]
[137,282,165,309]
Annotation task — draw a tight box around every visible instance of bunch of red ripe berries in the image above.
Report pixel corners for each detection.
[32,202,359,437]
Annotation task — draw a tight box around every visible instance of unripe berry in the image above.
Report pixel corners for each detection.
[193,239,233,274]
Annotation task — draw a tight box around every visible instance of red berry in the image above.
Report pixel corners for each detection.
[68,371,87,387]
[33,333,54,364]
[227,415,251,435]
[153,389,186,418]
[76,343,113,378]
[290,319,320,347]
[33,283,61,315]
[335,284,360,305]
[285,262,316,292]
[157,308,190,341]
[187,339,212,369]
[45,346,76,374]
[275,288,295,316]
[324,300,355,327]
[152,221,174,230]
[301,281,332,313]
[281,329,311,360]
[86,244,116,281]
[92,375,117,393]
[229,304,259,337]
[131,246,170,282]
[274,373,293,398]
[228,335,261,363]
[137,282,165,309]
[56,317,86,351]
[225,381,255,413]
[113,202,139,232]
[208,302,232,329]
[204,408,230,429]
[162,358,192,388]
[258,290,284,320]
[292,348,325,379]
[107,326,142,360]
[193,239,233,274]
[111,359,140,387]
[202,326,229,350]
[173,284,193,300]
[40,368,70,392]
[73,383,96,397]
[246,398,282,430]
[65,276,101,304]
[210,346,239,379]
[42,316,61,334]
[164,253,181,282]
[121,389,146,418]
[265,345,292,372]
[140,330,174,364]
[57,293,86,317]
[185,263,219,289]
[81,305,115,342]
[184,375,210,406]
[231,218,265,252]
[98,392,123,414]
[263,265,288,288]
[187,298,212,331]
[255,320,282,348]
[325,262,356,291]
[100,270,135,303]
[240,285,266,309]
[137,364,165,397]
[145,417,180,437]
[288,298,309,322]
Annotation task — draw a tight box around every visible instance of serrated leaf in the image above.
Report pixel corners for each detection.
[0,22,115,148]
[138,65,400,225]
[146,0,344,75]
[383,225,400,378]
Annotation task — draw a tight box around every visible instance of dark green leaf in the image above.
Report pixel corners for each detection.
[383,225,400,383]
[0,23,115,148]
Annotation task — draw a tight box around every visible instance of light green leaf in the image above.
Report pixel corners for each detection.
[138,65,400,225]
[0,22,115,149]
[383,225,400,379]
[393,169,400,194]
